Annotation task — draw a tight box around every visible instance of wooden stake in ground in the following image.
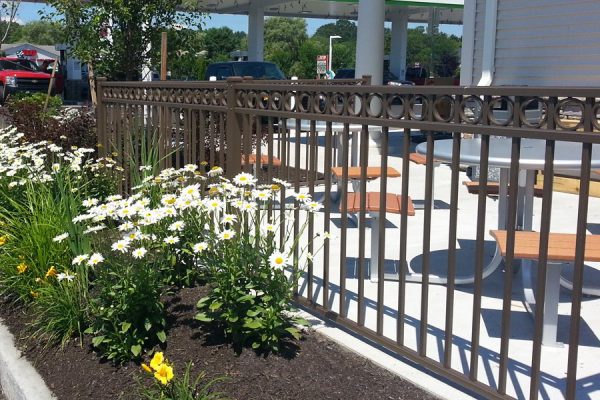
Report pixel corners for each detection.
[43,59,58,114]
[160,32,167,81]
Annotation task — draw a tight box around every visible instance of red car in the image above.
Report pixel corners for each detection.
[0,57,62,104]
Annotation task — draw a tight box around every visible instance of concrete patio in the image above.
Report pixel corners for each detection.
[281,129,600,400]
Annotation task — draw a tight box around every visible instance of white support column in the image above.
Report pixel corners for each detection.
[355,0,386,155]
[389,12,408,80]
[355,0,385,85]
[247,4,265,62]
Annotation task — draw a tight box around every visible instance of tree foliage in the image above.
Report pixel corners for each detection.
[9,21,64,45]
[263,17,307,77]
[44,0,203,80]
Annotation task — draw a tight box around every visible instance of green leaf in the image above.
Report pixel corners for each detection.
[227,315,239,323]
[83,327,94,334]
[196,296,210,308]
[194,313,213,322]
[244,319,263,329]
[247,309,259,317]
[131,344,142,357]
[121,322,131,333]
[237,294,253,302]
[293,317,310,326]
[91,335,105,347]
[209,301,223,311]
[285,327,302,340]
[156,331,167,343]
[251,341,261,349]
[262,295,272,302]
[144,321,152,331]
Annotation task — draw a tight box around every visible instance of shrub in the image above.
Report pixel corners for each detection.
[1,93,96,149]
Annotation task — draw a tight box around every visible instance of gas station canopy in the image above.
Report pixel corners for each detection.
[193,0,463,24]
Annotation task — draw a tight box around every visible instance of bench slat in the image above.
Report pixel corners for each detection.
[331,166,401,180]
[463,181,544,197]
[490,230,600,262]
[346,192,415,216]
[241,154,282,167]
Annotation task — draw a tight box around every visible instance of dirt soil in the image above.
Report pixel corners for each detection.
[0,286,438,400]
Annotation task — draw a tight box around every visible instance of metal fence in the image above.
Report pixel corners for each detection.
[96,77,600,400]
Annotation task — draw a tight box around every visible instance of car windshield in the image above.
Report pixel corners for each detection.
[0,59,39,72]
[335,69,355,79]
[233,63,285,79]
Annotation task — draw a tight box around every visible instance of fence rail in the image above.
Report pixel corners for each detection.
[96,77,600,400]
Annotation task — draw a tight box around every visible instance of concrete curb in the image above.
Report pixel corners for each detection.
[0,318,56,400]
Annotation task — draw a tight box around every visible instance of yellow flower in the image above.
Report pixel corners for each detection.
[154,363,174,385]
[270,184,280,192]
[45,266,57,279]
[141,363,153,374]
[17,262,28,274]
[0,235,7,246]
[30,290,38,298]
[150,352,164,371]
[201,161,209,166]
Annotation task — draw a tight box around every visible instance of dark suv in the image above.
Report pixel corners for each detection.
[204,62,286,81]
[335,68,414,86]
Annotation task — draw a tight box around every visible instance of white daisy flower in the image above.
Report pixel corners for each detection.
[269,251,291,269]
[118,221,135,232]
[132,247,147,259]
[169,221,186,231]
[82,198,99,208]
[207,166,223,177]
[204,198,224,212]
[303,201,323,212]
[233,172,256,186]
[161,194,177,206]
[111,239,131,253]
[294,192,311,202]
[72,254,89,265]
[221,214,237,224]
[184,164,198,172]
[87,253,104,266]
[52,232,69,243]
[164,235,180,245]
[192,242,208,253]
[218,230,235,240]
[57,272,76,282]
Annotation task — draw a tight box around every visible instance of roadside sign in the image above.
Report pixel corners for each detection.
[316,55,328,75]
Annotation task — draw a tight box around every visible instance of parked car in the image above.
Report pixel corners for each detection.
[405,66,429,85]
[204,61,286,81]
[0,57,60,104]
[334,68,414,86]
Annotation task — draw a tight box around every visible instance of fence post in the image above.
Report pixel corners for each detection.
[95,77,107,157]
[226,77,243,177]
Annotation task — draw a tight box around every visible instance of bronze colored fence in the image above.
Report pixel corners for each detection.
[97,77,600,400]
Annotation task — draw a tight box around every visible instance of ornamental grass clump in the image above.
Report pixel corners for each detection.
[0,126,121,344]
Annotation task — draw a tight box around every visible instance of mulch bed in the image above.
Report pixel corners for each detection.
[0,286,437,400]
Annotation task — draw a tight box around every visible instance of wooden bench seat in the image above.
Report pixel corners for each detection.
[490,230,600,262]
[409,152,427,165]
[331,166,401,180]
[463,181,544,197]
[241,154,282,167]
[490,229,600,346]
[346,192,415,216]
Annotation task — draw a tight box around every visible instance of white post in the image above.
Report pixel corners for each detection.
[328,35,341,73]
[355,0,385,155]
[355,0,385,85]
[390,12,408,80]
[247,4,265,62]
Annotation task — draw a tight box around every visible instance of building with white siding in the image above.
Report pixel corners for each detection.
[461,0,600,86]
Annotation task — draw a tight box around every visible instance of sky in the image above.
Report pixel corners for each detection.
[16,2,462,37]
